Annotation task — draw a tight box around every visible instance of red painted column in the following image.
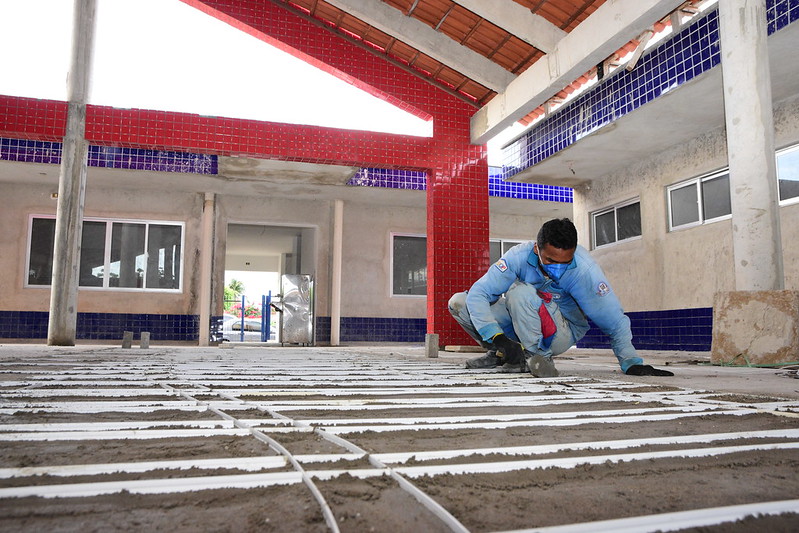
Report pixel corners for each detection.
[427,112,490,346]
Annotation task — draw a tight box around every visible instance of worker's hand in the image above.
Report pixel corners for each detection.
[626,364,674,376]
[492,334,524,365]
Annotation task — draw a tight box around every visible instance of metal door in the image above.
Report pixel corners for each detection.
[280,274,313,344]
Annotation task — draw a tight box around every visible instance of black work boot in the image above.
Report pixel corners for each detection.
[465,350,501,369]
[526,354,559,378]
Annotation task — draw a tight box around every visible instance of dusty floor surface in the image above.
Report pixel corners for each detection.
[1,344,798,532]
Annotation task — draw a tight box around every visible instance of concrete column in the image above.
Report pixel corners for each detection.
[47,0,97,346]
[198,193,216,346]
[719,0,783,290]
[330,200,343,346]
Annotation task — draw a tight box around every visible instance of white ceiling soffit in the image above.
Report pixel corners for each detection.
[451,0,566,54]
[323,0,516,91]
[470,0,686,145]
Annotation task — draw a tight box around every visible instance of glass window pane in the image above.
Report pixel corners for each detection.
[777,147,799,201]
[670,184,699,227]
[28,218,56,285]
[701,174,731,220]
[593,211,616,247]
[79,221,107,287]
[393,236,426,295]
[146,224,182,289]
[616,202,641,240]
[502,241,523,254]
[489,241,501,264]
[110,223,146,288]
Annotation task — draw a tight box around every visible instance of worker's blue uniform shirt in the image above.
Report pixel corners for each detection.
[464,242,643,372]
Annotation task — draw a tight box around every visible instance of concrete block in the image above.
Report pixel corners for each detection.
[425,333,439,358]
[140,332,150,349]
[711,290,799,366]
[122,331,133,349]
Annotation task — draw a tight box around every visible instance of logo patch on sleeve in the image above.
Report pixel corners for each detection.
[494,259,508,272]
[596,281,611,297]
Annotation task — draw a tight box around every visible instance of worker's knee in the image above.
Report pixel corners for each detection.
[505,282,539,309]
[448,292,468,316]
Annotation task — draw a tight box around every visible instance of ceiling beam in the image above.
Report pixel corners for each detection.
[470,0,685,145]
[323,0,515,92]
[451,0,566,54]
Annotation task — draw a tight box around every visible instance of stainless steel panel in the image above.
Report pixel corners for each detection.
[281,274,313,344]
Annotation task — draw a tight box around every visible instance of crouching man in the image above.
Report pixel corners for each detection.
[448,218,672,377]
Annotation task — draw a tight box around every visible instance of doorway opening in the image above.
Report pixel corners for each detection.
[223,223,315,343]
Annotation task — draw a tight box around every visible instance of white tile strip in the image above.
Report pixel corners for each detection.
[0,455,288,478]
[394,442,799,477]
[501,499,799,533]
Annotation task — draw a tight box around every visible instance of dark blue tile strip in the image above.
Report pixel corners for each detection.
[0,138,217,175]
[0,309,711,349]
[503,0,798,179]
[314,316,426,343]
[347,166,574,203]
[576,307,714,351]
[0,311,199,341]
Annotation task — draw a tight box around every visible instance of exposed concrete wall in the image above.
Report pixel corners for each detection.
[489,199,573,242]
[576,93,799,312]
[1,164,574,324]
[0,179,203,315]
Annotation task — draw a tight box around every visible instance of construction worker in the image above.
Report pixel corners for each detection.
[448,218,673,377]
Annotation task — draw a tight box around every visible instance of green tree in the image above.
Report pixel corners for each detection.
[224,279,245,312]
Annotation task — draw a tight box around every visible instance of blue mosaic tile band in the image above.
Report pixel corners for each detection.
[769,0,799,33]
[488,166,573,202]
[0,308,711,349]
[504,0,798,179]
[314,316,427,343]
[0,138,218,175]
[577,307,713,351]
[348,167,427,190]
[0,311,199,342]
[348,166,573,203]
[88,146,217,174]
[0,138,62,164]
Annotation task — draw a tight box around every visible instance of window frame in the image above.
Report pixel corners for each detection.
[389,232,427,298]
[777,143,799,207]
[590,197,642,249]
[25,215,185,292]
[489,239,524,263]
[667,168,732,231]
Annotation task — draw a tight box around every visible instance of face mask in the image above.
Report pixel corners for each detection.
[537,249,570,281]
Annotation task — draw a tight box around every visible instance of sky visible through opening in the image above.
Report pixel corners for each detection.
[0,0,439,138]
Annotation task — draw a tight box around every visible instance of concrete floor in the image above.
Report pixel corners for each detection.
[1,342,798,531]
[365,344,799,400]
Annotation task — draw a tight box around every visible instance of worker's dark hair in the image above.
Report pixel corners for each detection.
[537,218,578,250]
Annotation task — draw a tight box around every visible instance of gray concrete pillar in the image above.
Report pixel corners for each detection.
[719,0,783,290]
[198,193,216,346]
[48,0,97,345]
[331,200,344,346]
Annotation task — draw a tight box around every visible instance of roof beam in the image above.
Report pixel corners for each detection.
[451,0,566,54]
[323,0,515,92]
[470,0,685,144]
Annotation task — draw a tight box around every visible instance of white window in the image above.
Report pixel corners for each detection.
[391,234,426,296]
[777,143,799,205]
[489,239,524,263]
[27,216,184,291]
[667,169,731,231]
[591,199,641,248]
